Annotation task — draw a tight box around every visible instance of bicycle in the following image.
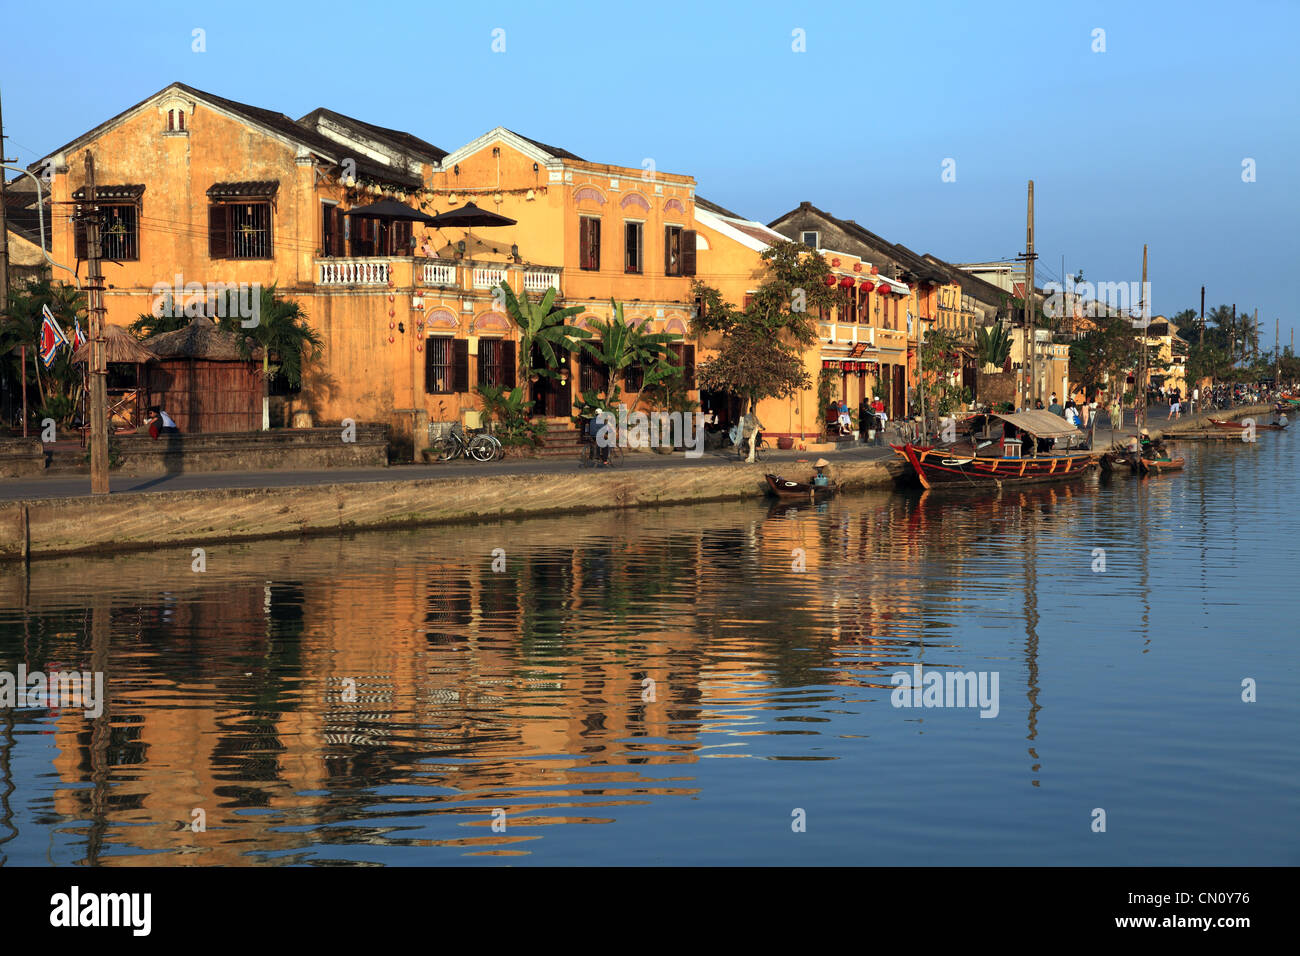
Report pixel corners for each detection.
[578,434,624,467]
[735,430,769,462]
[434,423,500,463]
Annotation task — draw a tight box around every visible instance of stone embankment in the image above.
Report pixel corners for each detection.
[0,456,906,560]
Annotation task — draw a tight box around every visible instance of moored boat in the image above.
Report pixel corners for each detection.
[1138,455,1185,475]
[764,473,835,499]
[1100,450,1137,474]
[1208,418,1287,431]
[892,409,1095,491]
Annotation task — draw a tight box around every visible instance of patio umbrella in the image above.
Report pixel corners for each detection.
[344,199,437,224]
[425,202,518,259]
[423,202,517,228]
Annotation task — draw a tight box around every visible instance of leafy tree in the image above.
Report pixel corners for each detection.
[0,276,87,427]
[216,284,321,431]
[918,327,971,420]
[496,283,588,383]
[1068,313,1138,402]
[691,242,834,459]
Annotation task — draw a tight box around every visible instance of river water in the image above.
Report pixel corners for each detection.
[1,434,1297,866]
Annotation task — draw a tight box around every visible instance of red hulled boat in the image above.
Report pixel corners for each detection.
[892,409,1096,491]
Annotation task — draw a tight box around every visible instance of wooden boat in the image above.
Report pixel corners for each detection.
[1138,456,1185,475]
[1208,418,1287,431]
[1099,450,1137,474]
[892,409,1098,491]
[764,473,835,499]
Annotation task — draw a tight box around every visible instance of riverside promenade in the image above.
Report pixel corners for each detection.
[0,404,1273,560]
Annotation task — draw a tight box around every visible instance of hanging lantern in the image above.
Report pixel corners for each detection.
[823,275,837,287]
[526,189,536,201]
[839,277,855,288]
[861,280,875,292]
[871,265,879,275]
[831,258,841,267]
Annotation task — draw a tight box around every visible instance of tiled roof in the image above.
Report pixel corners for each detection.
[506,130,584,162]
[297,107,448,164]
[207,181,280,199]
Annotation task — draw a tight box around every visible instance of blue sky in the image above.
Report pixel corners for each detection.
[3,0,1297,344]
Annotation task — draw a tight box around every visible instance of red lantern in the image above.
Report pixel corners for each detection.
[823,275,837,287]
[861,280,875,292]
[832,258,841,267]
[853,263,862,272]
[871,266,879,275]
[839,277,855,288]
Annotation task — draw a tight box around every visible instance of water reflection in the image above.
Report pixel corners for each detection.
[1,435,1297,865]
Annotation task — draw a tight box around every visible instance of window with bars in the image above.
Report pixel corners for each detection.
[623,362,644,391]
[209,202,273,259]
[477,338,516,388]
[624,221,643,274]
[425,337,455,394]
[579,216,601,271]
[579,346,609,393]
[77,204,139,261]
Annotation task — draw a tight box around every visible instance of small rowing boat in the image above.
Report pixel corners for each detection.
[1138,456,1185,475]
[1100,450,1137,474]
[764,473,835,499]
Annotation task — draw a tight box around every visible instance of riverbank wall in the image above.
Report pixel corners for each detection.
[0,456,906,561]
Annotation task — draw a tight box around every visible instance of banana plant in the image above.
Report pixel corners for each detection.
[580,300,683,412]
[496,282,588,383]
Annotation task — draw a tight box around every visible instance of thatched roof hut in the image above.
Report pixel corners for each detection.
[141,319,263,433]
[73,323,157,365]
[142,317,263,361]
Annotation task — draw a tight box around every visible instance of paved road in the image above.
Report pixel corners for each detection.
[0,443,898,501]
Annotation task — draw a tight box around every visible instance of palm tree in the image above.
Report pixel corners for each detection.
[218,284,321,430]
[974,322,1011,371]
[496,283,587,384]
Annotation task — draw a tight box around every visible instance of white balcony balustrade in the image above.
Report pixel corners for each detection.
[472,267,508,290]
[318,259,390,286]
[523,270,560,294]
[422,261,457,286]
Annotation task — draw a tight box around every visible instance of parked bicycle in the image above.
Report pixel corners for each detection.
[434,423,502,462]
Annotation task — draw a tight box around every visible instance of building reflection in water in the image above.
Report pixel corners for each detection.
[0,482,1104,864]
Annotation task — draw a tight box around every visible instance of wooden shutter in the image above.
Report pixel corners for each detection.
[208,205,229,259]
[500,340,517,387]
[681,229,697,276]
[683,344,696,390]
[579,218,590,269]
[452,338,470,393]
[592,218,601,271]
[664,226,673,275]
[331,207,345,257]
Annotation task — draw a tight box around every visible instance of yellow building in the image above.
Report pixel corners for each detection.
[28,82,701,453]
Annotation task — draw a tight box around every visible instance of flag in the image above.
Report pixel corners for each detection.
[73,318,88,350]
[40,304,70,367]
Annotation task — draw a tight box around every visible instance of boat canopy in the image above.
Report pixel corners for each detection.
[992,409,1082,439]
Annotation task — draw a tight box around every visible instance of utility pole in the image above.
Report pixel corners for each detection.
[84,153,109,495]
[1230,304,1236,363]
[0,88,9,317]
[1138,244,1148,433]
[1199,285,1205,346]
[1275,317,1280,384]
[1016,180,1038,407]
[1253,308,1259,364]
